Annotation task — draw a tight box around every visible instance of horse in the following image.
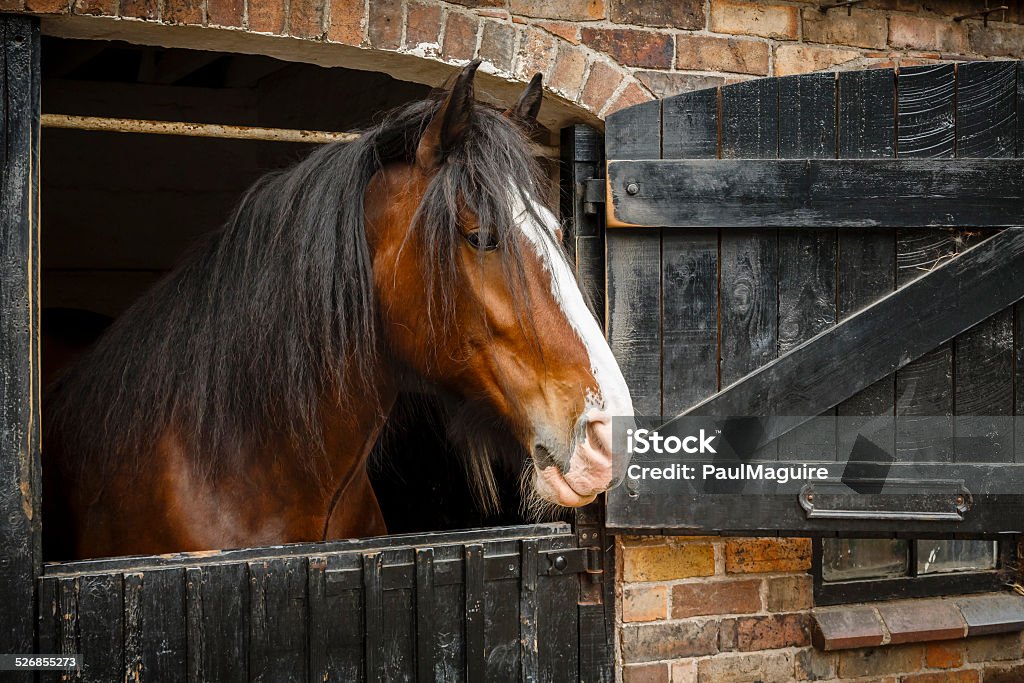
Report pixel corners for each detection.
[42,62,635,560]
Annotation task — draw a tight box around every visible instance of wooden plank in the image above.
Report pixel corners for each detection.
[778,73,838,462]
[363,553,384,682]
[605,99,660,160]
[519,540,539,683]
[721,77,778,159]
[37,579,61,683]
[838,69,895,158]
[0,15,41,664]
[606,230,661,416]
[379,552,415,681]
[606,158,1024,228]
[59,577,80,682]
[560,125,604,313]
[321,554,364,682]
[123,573,143,683]
[662,87,718,160]
[675,229,1024,446]
[484,545,520,681]
[661,87,719,414]
[415,548,436,682]
[141,568,187,682]
[189,563,248,683]
[464,544,485,682]
[537,539,578,683]
[957,61,1016,158]
[719,229,778,386]
[897,64,955,158]
[249,558,307,683]
[779,72,836,159]
[77,574,123,683]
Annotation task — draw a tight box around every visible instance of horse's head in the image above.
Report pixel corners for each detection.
[365,62,634,511]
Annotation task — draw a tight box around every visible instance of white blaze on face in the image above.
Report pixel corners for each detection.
[509,186,635,436]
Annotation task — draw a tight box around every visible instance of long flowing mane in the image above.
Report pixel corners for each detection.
[44,92,554,495]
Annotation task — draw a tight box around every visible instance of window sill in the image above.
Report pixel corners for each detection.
[811,591,1024,651]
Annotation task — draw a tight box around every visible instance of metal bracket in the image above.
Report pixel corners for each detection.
[582,178,606,215]
[954,2,1008,26]
[819,0,865,15]
[799,480,972,521]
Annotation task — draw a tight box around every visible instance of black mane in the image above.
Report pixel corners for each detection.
[44,93,554,496]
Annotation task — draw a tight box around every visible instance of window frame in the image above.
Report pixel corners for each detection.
[811,537,1018,606]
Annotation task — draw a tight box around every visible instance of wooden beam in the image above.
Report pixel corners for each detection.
[606,158,1024,228]
[0,14,42,659]
[665,228,1024,449]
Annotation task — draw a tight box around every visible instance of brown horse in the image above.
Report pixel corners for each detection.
[43,63,634,560]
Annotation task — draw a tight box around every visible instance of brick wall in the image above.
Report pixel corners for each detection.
[618,535,1024,682]
[16,0,1024,119]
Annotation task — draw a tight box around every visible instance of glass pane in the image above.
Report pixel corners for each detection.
[916,540,997,575]
[822,538,909,582]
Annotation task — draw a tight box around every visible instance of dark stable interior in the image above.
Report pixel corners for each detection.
[40,36,534,550]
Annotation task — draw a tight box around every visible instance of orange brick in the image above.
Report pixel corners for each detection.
[534,20,579,44]
[802,7,887,49]
[673,579,761,618]
[548,43,588,99]
[367,0,401,49]
[72,0,115,14]
[623,662,668,683]
[774,44,860,76]
[710,0,799,40]
[405,1,442,48]
[478,19,516,72]
[163,0,202,23]
[725,538,811,573]
[623,543,715,582]
[903,671,979,683]
[25,0,68,11]
[288,0,326,38]
[580,60,624,113]
[623,584,668,623]
[207,0,243,27]
[581,28,674,69]
[119,0,158,19]
[676,34,769,75]
[516,27,558,80]
[889,14,969,54]
[736,613,810,651]
[510,0,604,21]
[328,0,364,44]
[926,641,964,669]
[442,12,479,62]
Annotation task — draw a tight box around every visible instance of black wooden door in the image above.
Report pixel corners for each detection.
[603,64,1024,536]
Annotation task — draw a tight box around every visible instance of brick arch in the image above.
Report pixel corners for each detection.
[27,0,656,127]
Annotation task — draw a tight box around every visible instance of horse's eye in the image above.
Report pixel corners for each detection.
[464,230,500,251]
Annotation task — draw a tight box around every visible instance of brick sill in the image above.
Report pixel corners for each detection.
[812,591,1024,651]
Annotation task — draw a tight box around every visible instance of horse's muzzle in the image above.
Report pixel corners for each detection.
[533,409,625,507]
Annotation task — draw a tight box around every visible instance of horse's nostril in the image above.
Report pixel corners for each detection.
[533,444,561,471]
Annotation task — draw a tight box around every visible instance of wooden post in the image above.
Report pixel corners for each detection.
[0,14,42,663]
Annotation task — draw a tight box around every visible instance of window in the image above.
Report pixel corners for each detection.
[812,537,1014,605]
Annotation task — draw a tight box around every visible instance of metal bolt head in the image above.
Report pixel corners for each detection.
[806,493,814,502]
[626,182,640,195]
[955,494,965,506]
[553,555,567,571]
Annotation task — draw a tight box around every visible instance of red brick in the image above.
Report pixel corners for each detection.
[162,0,203,23]
[621,620,719,663]
[876,599,966,645]
[903,671,979,683]
[670,659,697,682]
[24,0,67,11]
[672,579,761,619]
[985,663,1024,683]
[72,0,115,15]
[249,0,286,33]
[802,7,888,49]
[965,632,1024,662]
[404,1,441,48]
[510,0,604,21]
[448,0,503,7]
[735,612,810,651]
[442,12,479,62]
[766,575,812,612]
[889,14,969,54]
[367,0,402,49]
[925,641,964,669]
[548,43,588,99]
[774,44,861,76]
[696,651,793,683]
[207,0,244,27]
[580,60,624,113]
[0,0,25,9]
[119,0,159,20]
[623,584,668,623]
[726,538,811,573]
[837,643,925,678]
[676,34,769,75]
[580,28,673,68]
[478,19,516,72]
[635,71,726,98]
[288,0,326,38]
[609,0,703,30]
[536,20,579,44]
[515,27,557,80]
[623,662,668,683]
[328,0,364,45]
[710,0,799,40]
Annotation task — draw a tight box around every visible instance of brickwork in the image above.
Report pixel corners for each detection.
[617,536,1024,682]
[18,0,1024,118]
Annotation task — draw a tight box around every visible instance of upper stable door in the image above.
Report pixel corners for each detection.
[602,64,1024,536]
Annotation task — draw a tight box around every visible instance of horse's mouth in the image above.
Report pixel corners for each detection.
[534,464,599,507]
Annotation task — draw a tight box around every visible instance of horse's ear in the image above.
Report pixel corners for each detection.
[504,73,543,124]
[416,60,480,170]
